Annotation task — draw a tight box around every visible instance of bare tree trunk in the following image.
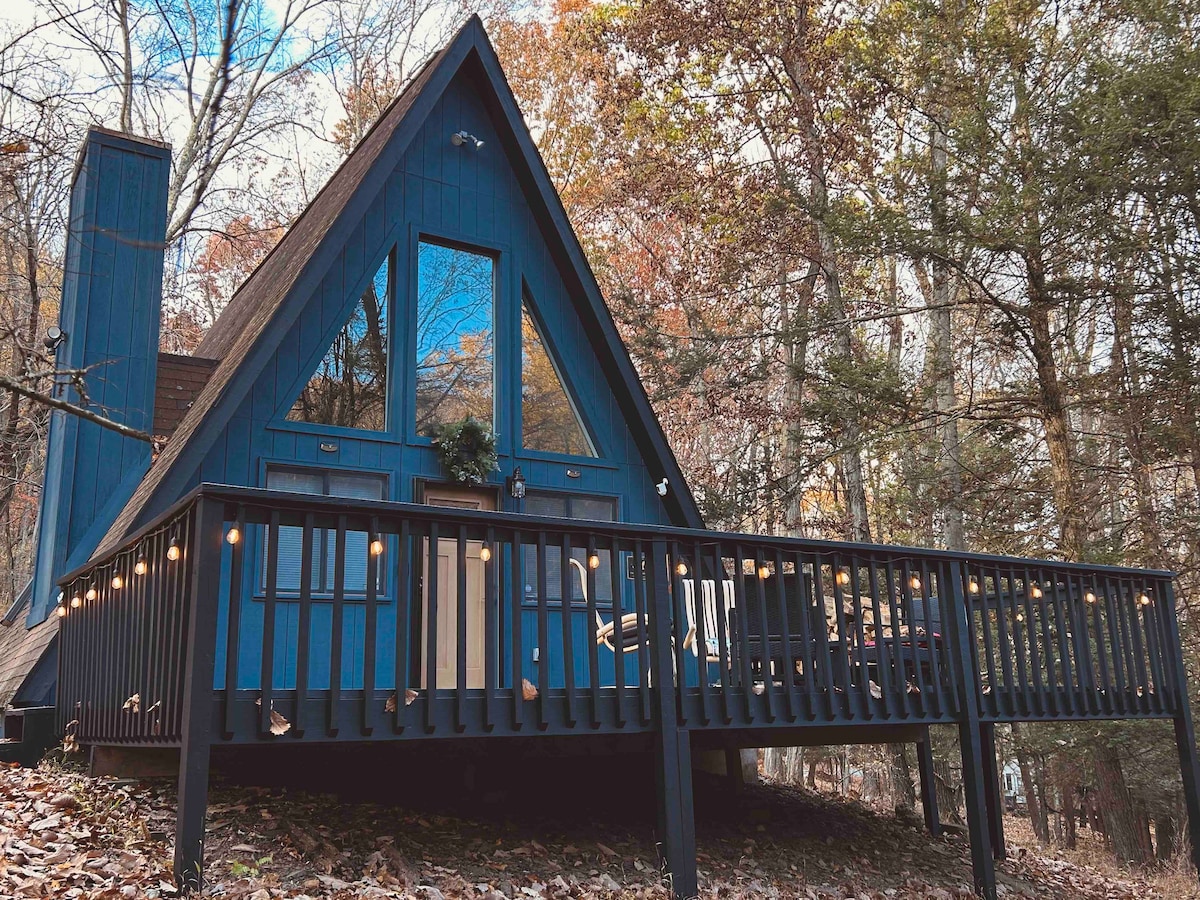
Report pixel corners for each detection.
[1092,743,1152,865]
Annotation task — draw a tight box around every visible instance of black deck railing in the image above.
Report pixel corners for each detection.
[56,485,1183,748]
[52,485,1199,900]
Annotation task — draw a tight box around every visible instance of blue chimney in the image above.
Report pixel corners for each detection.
[27,128,170,625]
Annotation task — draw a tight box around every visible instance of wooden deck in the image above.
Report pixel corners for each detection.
[54,485,1200,899]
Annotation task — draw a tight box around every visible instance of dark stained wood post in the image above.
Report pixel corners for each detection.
[648,539,698,899]
[174,495,224,892]
[1161,580,1200,879]
[916,730,941,837]
[979,722,1006,859]
[943,558,997,900]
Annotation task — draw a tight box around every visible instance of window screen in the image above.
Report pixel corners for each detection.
[522,492,617,605]
[264,467,387,597]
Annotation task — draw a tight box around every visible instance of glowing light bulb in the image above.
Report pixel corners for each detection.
[836,570,851,587]
[676,562,688,576]
[968,580,980,594]
[111,574,124,590]
[370,538,384,557]
[1030,585,1043,599]
[134,557,147,576]
[85,587,97,601]
[758,565,770,580]
[225,527,240,545]
[1085,591,1097,604]
[910,575,922,591]
[588,554,601,570]
[56,605,66,618]
[70,595,81,609]
[166,540,181,561]
[479,545,492,562]
[1138,593,1151,607]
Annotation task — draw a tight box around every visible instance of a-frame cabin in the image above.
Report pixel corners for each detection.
[10,16,1200,900]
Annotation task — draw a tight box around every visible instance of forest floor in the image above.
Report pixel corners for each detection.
[0,755,1196,899]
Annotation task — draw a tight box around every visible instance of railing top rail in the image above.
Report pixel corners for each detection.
[60,483,1175,585]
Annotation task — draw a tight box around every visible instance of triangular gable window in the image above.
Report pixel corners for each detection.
[287,251,391,431]
[521,298,597,457]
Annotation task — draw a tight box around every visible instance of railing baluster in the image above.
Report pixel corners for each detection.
[897,559,928,716]
[394,519,411,733]
[827,554,857,719]
[865,559,893,720]
[773,549,797,723]
[633,540,652,725]
[609,537,626,728]
[362,515,380,736]
[222,507,246,738]
[1021,567,1047,718]
[329,516,347,736]
[1121,575,1151,715]
[1140,576,1169,712]
[536,532,550,729]
[456,524,469,732]
[1049,570,1078,717]
[671,541,692,724]
[713,544,734,724]
[809,554,838,721]
[485,525,497,732]
[883,558,911,719]
[1100,575,1126,716]
[847,557,873,719]
[731,546,756,722]
[424,521,438,733]
[294,513,313,737]
[559,532,577,727]
[693,540,713,726]
[790,552,817,721]
[510,528,524,728]
[918,559,943,720]
[260,510,280,737]
[586,536,600,728]
[1004,568,1030,719]
[990,566,1015,720]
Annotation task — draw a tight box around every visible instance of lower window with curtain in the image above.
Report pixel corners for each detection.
[521,491,617,609]
[258,466,389,600]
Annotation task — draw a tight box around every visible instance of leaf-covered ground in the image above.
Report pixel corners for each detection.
[0,757,1195,899]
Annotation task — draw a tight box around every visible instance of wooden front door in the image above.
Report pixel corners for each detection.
[421,485,496,690]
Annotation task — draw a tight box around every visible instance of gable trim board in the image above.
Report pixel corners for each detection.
[91,15,700,568]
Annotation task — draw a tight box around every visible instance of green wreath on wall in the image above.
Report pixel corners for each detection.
[432,417,498,486]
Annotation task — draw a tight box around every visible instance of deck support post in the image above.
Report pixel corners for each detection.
[943,560,997,900]
[979,723,1006,859]
[916,731,941,837]
[174,496,225,893]
[1162,581,1200,879]
[649,540,698,899]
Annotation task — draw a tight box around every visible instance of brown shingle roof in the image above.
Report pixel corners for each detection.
[153,353,219,439]
[92,20,471,559]
[0,611,57,710]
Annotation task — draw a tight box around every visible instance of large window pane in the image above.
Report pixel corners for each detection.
[416,241,494,434]
[288,252,390,431]
[521,300,596,457]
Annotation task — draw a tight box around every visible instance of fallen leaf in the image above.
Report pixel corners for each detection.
[385,693,397,713]
[522,679,539,701]
[406,688,419,706]
[269,707,292,736]
[122,692,141,712]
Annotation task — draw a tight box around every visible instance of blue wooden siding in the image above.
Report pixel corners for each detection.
[29,131,169,624]
[193,68,674,691]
